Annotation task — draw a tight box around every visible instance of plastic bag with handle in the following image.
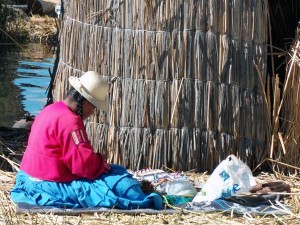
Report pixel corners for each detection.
[193,155,256,202]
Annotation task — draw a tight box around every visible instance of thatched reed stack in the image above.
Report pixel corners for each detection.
[53,0,269,172]
[274,27,300,171]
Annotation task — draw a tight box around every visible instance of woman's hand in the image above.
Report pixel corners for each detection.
[103,162,111,173]
[140,180,154,193]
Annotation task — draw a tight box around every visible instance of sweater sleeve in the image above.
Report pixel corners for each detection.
[63,126,106,180]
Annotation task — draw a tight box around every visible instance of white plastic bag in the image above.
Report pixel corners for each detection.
[193,155,256,202]
[165,180,197,197]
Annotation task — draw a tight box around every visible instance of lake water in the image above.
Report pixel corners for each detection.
[0,43,55,127]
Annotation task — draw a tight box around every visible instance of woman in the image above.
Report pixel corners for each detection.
[11,71,163,210]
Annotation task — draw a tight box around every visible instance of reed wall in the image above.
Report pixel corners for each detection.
[53,0,269,172]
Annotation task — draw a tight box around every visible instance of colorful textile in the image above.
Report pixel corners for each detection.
[11,165,163,210]
[20,101,106,182]
[163,195,193,206]
[131,169,193,195]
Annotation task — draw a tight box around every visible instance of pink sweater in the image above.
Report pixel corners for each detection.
[20,101,106,182]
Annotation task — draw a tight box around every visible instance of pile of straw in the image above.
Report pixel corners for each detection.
[27,15,58,43]
[270,24,300,172]
[53,0,270,172]
[0,6,57,46]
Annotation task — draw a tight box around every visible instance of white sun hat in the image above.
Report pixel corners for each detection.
[69,71,109,112]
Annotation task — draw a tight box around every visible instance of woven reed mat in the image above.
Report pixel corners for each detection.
[16,197,292,216]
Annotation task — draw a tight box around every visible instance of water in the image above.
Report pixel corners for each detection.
[0,43,55,127]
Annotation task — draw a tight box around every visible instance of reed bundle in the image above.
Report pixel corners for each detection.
[271,26,300,172]
[53,0,269,171]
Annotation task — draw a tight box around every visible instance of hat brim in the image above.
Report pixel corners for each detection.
[69,76,108,112]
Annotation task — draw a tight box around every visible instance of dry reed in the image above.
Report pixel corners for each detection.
[52,0,270,172]
[269,24,300,171]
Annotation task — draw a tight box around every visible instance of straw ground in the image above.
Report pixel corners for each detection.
[0,158,299,225]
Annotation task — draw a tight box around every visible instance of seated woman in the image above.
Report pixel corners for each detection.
[10,71,162,210]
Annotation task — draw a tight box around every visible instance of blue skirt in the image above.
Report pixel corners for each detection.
[10,164,163,210]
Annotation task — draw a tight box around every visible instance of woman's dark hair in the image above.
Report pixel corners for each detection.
[67,86,85,118]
